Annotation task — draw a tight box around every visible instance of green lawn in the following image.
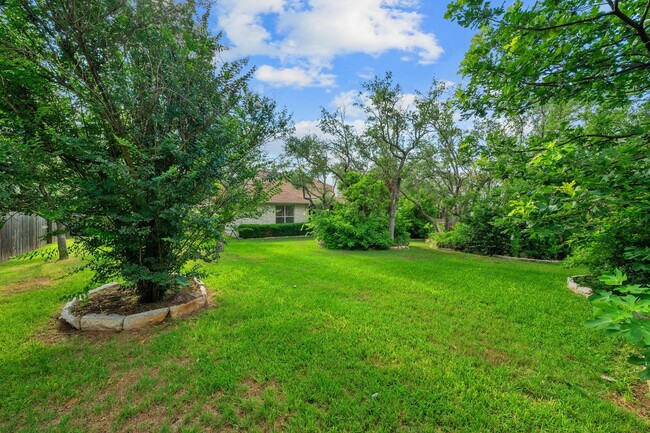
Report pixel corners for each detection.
[0,238,647,432]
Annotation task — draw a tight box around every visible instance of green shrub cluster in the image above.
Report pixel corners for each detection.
[431,196,570,260]
[398,199,435,239]
[308,172,409,250]
[237,223,308,239]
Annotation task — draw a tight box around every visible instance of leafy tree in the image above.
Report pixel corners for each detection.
[0,50,72,259]
[0,0,291,301]
[358,73,440,241]
[318,107,369,176]
[283,135,337,210]
[283,106,367,210]
[308,172,408,250]
[448,0,650,283]
[401,83,490,231]
[447,0,650,115]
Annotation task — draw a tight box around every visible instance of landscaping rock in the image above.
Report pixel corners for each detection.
[88,282,119,295]
[567,276,593,297]
[170,295,206,318]
[123,307,169,331]
[60,300,80,329]
[80,313,125,331]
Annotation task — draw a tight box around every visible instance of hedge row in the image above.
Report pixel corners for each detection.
[236,223,309,239]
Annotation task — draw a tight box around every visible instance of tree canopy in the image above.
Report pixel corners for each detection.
[0,0,291,301]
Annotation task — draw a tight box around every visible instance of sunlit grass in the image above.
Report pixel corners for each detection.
[0,238,647,432]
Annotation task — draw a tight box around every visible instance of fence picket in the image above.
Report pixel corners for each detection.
[0,213,49,262]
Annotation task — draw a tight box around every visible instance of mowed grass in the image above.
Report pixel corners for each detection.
[0,238,648,432]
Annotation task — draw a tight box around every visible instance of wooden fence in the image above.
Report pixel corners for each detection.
[0,213,50,263]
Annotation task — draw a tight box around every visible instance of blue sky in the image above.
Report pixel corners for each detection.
[210,0,477,154]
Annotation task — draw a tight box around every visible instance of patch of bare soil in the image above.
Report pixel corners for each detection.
[52,366,170,433]
[483,347,510,365]
[72,280,202,316]
[607,381,650,420]
[1,277,53,296]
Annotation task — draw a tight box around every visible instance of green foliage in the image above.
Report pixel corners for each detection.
[0,0,291,301]
[308,172,408,249]
[447,0,650,115]
[431,190,573,260]
[448,0,650,284]
[587,269,650,380]
[397,199,434,239]
[431,209,511,257]
[236,223,308,239]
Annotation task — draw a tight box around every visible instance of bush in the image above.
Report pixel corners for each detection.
[398,199,434,239]
[431,205,511,256]
[587,269,650,380]
[308,172,409,250]
[431,193,572,260]
[237,223,308,239]
[575,206,650,285]
[309,210,394,250]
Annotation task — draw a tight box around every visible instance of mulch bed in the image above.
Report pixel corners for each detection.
[72,281,202,316]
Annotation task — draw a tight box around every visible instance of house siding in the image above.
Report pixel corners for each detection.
[235,204,310,226]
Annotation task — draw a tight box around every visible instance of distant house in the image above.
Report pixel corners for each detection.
[234,180,314,226]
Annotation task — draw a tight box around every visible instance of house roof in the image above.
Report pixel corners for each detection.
[267,180,311,204]
[267,179,335,204]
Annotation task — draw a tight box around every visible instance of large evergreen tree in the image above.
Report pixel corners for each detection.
[0,0,291,301]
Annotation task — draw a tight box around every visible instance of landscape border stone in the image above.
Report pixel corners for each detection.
[60,278,208,331]
[493,255,562,264]
[567,275,593,297]
[433,246,562,263]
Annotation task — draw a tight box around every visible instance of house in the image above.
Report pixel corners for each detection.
[234,180,313,226]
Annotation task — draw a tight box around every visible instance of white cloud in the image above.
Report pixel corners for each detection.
[332,90,365,118]
[294,117,366,139]
[255,65,336,88]
[216,0,443,88]
[398,93,418,110]
[294,120,329,138]
[357,66,375,80]
[264,138,286,157]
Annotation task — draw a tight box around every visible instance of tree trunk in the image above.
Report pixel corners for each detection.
[401,191,438,231]
[56,221,68,260]
[388,181,400,241]
[47,220,53,243]
[138,279,164,303]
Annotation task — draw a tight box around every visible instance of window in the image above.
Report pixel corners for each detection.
[275,205,294,224]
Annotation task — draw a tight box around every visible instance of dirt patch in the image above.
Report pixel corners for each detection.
[239,377,276,400]
[607,381,650,420]
[356,291,374,302]
[1,277,53,296]
[72,281,202,316]
[483,347,510,365]
[55,366,166,432]
[119,404,169,433]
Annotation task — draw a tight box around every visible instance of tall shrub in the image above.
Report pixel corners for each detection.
[0,1,291,301]
[309,172,408,250]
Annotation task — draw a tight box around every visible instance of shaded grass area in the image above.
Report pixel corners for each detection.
[0,239,647,432]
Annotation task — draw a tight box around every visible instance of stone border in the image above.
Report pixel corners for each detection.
[389,245,410,250]
[60,279,208,331]
[567,275,593,297]
[433,247,561,263]
[493,255,562,264]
